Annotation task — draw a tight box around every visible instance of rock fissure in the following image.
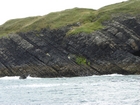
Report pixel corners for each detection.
[132,50,140,57]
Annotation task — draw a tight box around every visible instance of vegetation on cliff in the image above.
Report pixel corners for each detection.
[0,0,140,37]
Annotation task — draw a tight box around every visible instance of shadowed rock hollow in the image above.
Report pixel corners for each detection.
[0,15,140,77]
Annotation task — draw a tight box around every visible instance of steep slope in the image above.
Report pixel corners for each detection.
[0,8,96,37]
[0,0,140,77]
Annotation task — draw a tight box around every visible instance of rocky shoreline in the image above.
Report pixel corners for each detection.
[0,15,140,77]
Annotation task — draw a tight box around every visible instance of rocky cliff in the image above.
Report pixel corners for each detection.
[0,14,140,77]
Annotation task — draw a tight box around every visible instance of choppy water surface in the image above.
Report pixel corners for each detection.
[0,74,140,105]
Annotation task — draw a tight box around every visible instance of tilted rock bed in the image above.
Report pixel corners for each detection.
[0,15,140,77]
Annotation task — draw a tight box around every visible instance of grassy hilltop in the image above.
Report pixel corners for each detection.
[0,0,140,37]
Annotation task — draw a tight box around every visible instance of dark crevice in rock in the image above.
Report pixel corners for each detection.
[132,50,140,57]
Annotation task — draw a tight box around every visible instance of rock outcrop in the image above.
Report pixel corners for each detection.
[0,15,140,77]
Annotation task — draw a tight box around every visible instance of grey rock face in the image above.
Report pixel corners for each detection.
[0,15,140,77]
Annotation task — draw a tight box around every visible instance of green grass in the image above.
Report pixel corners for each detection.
[67,13,110,35]
[98,0,140,14]
[0,0,140,37]
[0,8,96,37]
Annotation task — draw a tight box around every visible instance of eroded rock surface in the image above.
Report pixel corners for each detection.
[0,15,140,77]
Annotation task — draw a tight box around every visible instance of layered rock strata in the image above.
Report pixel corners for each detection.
[0,15,140,77]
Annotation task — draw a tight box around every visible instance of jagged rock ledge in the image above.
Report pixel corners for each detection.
[0,15,140,78]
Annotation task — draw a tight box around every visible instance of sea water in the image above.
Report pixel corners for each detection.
[0,74,140,105]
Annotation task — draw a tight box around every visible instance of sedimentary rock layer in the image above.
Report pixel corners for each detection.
[0,15,140,77]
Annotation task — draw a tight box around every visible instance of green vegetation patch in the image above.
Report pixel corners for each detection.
[75,55,90,65]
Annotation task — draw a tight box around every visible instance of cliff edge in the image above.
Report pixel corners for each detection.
[0,0,140,77]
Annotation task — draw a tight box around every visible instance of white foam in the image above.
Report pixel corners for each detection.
[102,73,124,77]
[0,76,41,80]
[92,73,124,77]
[26,76,41,79]
[0,76,19,80]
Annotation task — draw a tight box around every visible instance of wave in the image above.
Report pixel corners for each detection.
[0,76,41,80]
[0,76,20,80]
[102,73,124,77]
[26,76,41,79]
[0,74,124,80]
[92,73,124,77]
